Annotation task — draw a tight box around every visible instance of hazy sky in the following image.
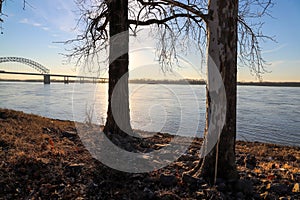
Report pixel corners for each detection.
[0,0,299,82]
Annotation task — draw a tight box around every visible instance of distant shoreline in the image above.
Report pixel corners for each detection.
[0,78,299,87]
[237,81,300,87]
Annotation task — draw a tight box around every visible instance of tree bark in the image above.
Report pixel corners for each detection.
[103,0,131,138]
[188,0,239,183]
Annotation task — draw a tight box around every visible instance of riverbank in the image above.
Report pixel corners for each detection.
[0,108,299,199]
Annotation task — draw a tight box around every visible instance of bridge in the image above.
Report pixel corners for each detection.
[0,57,50,74]
[0,57,107,84]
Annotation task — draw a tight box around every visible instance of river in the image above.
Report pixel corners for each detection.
[0,81,299,147]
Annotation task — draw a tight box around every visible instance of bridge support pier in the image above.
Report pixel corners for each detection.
[44,75,50,84]
[64,76,69,84]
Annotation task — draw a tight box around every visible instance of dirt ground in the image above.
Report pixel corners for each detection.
[0,108,299,199]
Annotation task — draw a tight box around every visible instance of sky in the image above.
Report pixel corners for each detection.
[0,0,299,82]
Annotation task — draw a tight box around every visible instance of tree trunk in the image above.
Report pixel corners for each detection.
[103,0,131,138]
[187,0,239,183]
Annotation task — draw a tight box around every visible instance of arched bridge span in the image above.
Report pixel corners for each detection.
[0,57,50,74]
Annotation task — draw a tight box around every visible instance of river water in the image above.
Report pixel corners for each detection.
[0,81,299,147]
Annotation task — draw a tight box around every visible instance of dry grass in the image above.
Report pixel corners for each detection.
[0,108,299,199]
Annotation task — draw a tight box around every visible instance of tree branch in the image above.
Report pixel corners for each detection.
[160,0,208,21]
[137,0,208,22]
[129,13,201,26]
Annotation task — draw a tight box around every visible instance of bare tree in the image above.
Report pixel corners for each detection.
[0,0,31,31]
[66,0,274,183]
[102,0,130,137]
[1,0,7,26]
[66,0,206,147]
[191,0,274,183]
[0,0,3,21]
